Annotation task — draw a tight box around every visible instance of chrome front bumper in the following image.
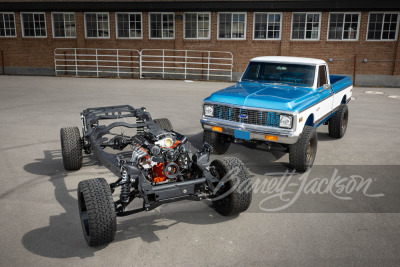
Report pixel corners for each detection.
[201,117,299,145]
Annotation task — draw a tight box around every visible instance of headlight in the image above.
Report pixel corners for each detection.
[279,115,292,128]
[204,105,214,117]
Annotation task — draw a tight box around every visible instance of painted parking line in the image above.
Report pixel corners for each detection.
[351,97,356,100]
[365,91,384,95]
[388,95,400,99]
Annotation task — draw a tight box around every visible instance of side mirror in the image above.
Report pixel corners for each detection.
[323,84,332,91]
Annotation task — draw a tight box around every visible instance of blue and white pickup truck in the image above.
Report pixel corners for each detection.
[201,56,352,172]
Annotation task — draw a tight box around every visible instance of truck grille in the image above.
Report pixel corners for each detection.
[212,104,280,127]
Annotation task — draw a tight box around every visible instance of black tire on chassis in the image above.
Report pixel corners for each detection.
[60,127,83,170]
[328,104,349,139]
[210,157,252,216]
[203,130,231,155]
[289,126,318,172]
[154,118,173,132]
[77,178,117,247]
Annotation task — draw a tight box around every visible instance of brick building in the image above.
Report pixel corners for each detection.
[0,0,400,86]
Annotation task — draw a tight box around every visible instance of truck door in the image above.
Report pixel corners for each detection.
[316,65,334,122]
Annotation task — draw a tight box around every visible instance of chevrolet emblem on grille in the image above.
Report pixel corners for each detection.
[238,114,248,119]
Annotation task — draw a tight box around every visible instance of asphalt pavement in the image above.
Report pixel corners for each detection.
[0,75,399,266]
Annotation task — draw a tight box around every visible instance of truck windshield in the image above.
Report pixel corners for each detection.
[242,62,316,87]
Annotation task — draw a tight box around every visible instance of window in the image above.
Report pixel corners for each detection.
[367,12,399,40]
[52,13,76,38]
[21,13,46,37]
[253,13,281,40]
[149,13,174,39]
[317,65,327,87]
[116,13,142,38]
[184,13,210,39]
[328,13,360,40]
[0,13,16,37]
[85,13,109,38]
[242,62,316,87]
[291,13,320,40]
[218,13,246,39]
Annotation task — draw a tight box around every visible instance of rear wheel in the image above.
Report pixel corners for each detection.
[60,127,82,170]
[329,104,349,138]
[210,157,252,216]
[203,130,231,155]
[289,126,318,172]
[154,118,173,132]
[77,178,116,247]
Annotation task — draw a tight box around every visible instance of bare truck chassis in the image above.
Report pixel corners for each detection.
[60,105,252,246]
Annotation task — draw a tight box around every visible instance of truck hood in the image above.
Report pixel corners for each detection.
[204,82,318,112]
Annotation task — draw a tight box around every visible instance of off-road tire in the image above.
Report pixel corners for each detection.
[60,127,83,170]
[77,178,116,247]
[210,157,252,216]
[203,130,231,155]
[289,126,318,172]
[154,118,173,132]
[328,104,349,138]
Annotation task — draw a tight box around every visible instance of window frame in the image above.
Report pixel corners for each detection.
[217,12,247,40]
[51,12,76,38]
[20,12,47,38]
[366,12,400,41]
[252,12,282,41]
[183,12,211,40]
[327,12,361,41]
[290,12,322,41]
[84,12,110,39]
[148,12,175,40]
[115,12,143,39]
[0,12,17,38]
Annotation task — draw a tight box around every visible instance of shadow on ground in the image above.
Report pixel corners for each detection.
[21,149,236,259]
[21,129,346,258]
[187,131,290,174]
[186,127,340,175]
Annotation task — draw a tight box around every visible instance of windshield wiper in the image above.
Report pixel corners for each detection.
[241,79,260,83]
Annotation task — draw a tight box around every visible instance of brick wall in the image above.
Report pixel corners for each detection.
[0,11,399,79]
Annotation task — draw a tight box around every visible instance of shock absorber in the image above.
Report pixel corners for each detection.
[136,117,144,135]
[120,168,130,203]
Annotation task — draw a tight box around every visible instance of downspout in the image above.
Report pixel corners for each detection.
[393,35,400,76]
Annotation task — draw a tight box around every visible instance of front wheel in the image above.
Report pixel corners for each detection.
[289,126,318,172]
[203,130,231,155]
[77,178,117,246]
[210,157,252,216]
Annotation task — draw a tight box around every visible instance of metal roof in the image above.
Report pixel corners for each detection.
[250,56,326,65]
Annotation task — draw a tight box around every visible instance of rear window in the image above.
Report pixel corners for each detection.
[317,65,327,87]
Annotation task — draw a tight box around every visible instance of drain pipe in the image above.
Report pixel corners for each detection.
[353,55,357,85]
[1,50,4,75]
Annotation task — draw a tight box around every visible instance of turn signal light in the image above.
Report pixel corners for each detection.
[212,126,223,132]
[265,135,278,141]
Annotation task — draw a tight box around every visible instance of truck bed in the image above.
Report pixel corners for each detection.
[330,75,352,94]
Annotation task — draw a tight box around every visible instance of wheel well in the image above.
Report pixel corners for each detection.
[341,95,347,104]
[305,114,314,126]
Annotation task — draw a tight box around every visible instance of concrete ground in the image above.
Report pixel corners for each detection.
[0,76,399,266]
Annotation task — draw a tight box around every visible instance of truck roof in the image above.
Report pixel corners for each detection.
[250,56,326,65]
